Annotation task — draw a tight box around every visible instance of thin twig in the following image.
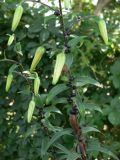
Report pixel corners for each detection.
[58,0,67,46]
[0,58,24,73]
[14,35,24,72]
[25,0,56,11]
[13,71,32,89]
[0,58,33,93]
[0,59,19,64]
[0,58,24,76]
[39,0,56,11]
[13,71,28,80]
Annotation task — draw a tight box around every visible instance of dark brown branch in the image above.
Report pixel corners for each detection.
[58,0,67,46]
[69,113,86,160]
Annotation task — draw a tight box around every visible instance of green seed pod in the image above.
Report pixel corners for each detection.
[34,74,40,96]
[30,47,45,72]
[52,52,66,85]
[98,19,108,45]
[7,34,14,46]
[11,5,23,32]
[27,99,35,123]
[5,73,13,92]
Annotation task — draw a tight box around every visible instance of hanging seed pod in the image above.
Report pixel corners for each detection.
[52,52,66,85]
[69,114,79,134]
[5,73,13,92]
[7,34,14,46]
[27,98,35,123]
[34,73,40,96]
[98,19,108,45]
[30,47,45,72]
[11,5,23,32]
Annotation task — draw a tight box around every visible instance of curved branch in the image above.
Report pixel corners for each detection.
[58,0,67,46]
[0,59,19,64]
[25,0,56,11]
[94,0,111,16]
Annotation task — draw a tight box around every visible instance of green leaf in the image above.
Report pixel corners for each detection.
[34,94,46,107]
[44,106,62,115]
[28,20,43,33]
[18,85,30,95]
[14,42,23,56]
[41,129,72,156]
[82,126,100,134]
[55,143,70,154]
[110,59,120,74]
[108,111,120,125]
[65,54,73,69]
[68,36,86,48]
[41,137,50,157]
[75,76,102,87]
[76,97,102,113]
[53,97,67,105]
[88,145,119,160]
[41,119,62,132]
[55,144,80,160]
[46,84,68,104]
[9,64,18,73]
[111,75,120,88]
[59,155,68,160]
[24,124,38,139]
[67,152,80,160]
[40,29,50,42]
[83,103,103,113]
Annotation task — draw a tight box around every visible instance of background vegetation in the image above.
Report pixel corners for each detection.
[0,0,120,159]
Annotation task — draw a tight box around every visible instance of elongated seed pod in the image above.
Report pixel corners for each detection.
[34,75,40,96]
[7,34,14,46]
[30,47,45,72]
[52,52,66,85]
[27,100,35,123]
[11,5,23,32]
[5,73,13,92]
[98,19,108,45]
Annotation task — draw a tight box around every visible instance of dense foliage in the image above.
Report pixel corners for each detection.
[0,0,120,160]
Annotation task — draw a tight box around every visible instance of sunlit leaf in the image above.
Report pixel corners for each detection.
[82,126,100,134]
[75,76,102,88]
[46,84,68,104]
[41,129,72,156]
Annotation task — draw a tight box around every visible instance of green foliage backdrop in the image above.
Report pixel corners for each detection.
[0,0,120,159]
